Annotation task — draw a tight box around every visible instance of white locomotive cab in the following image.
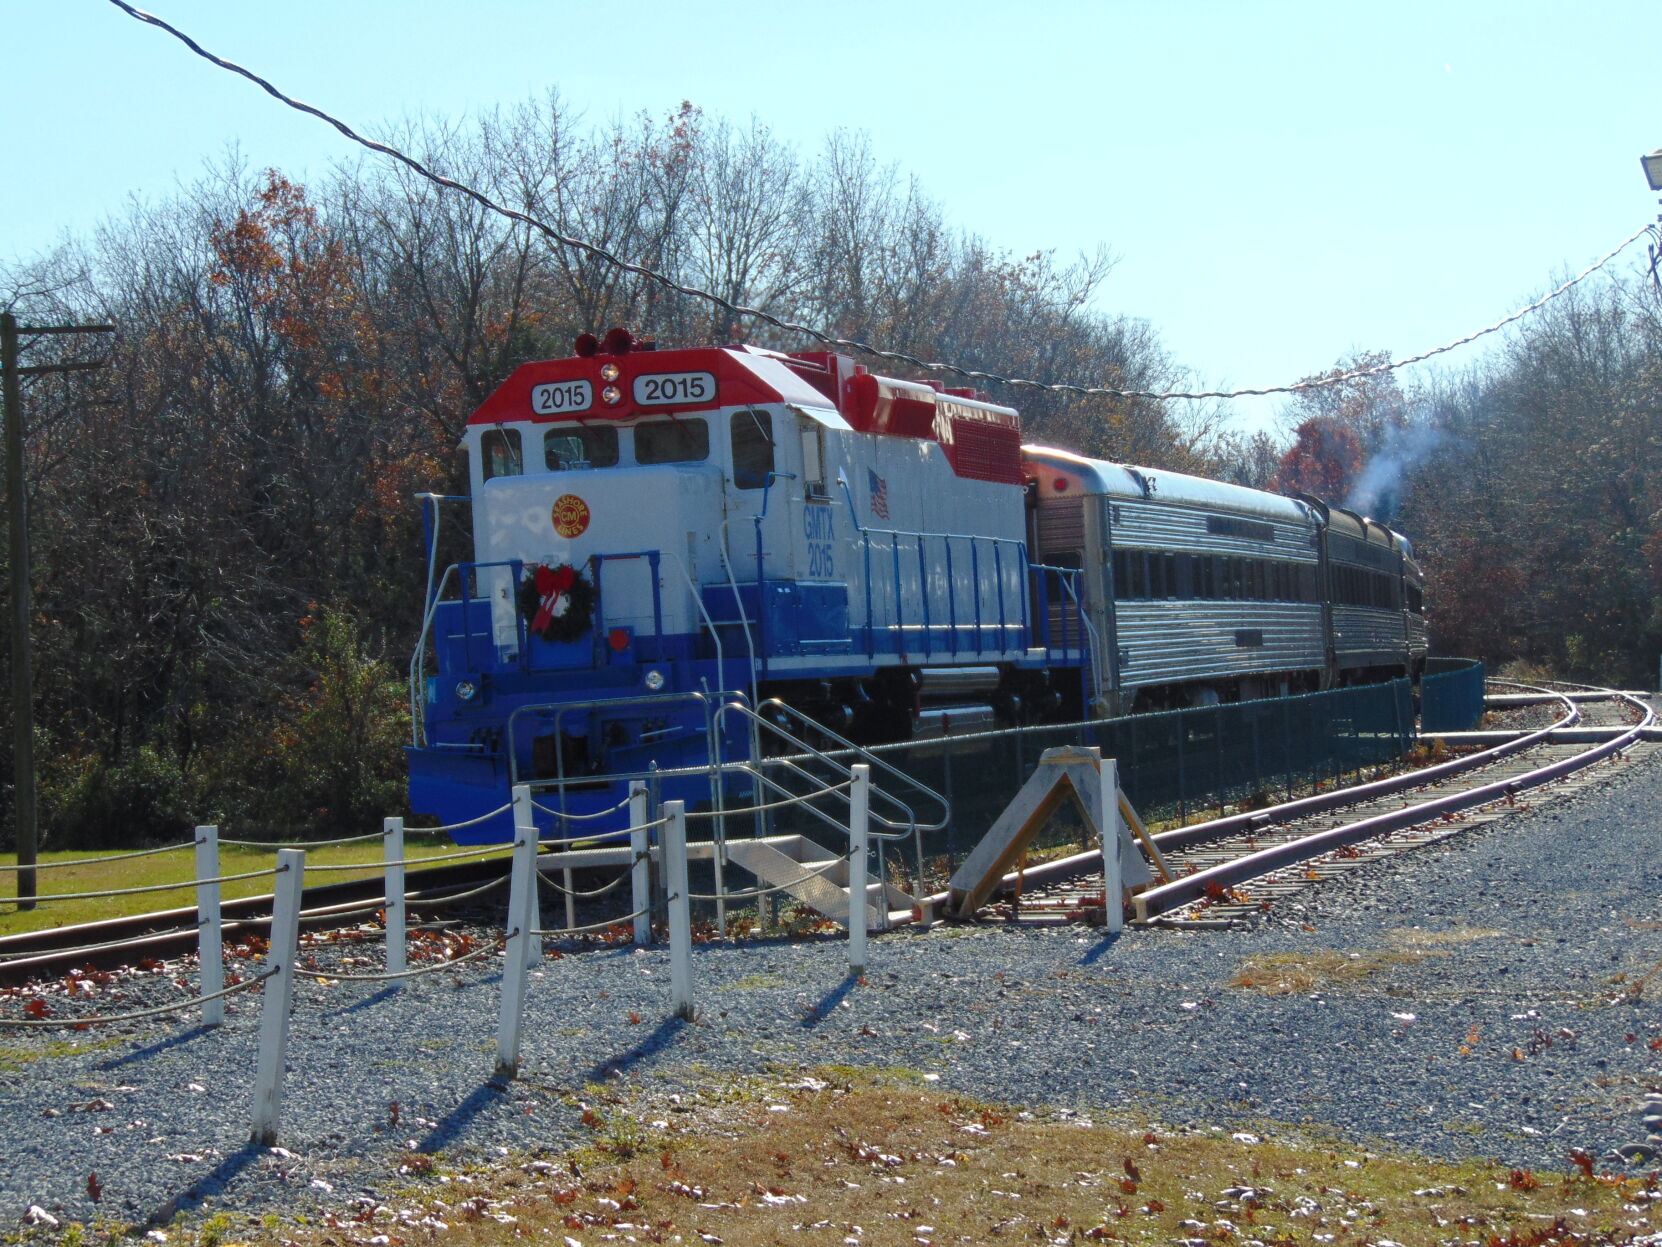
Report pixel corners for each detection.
[468,415,732,656]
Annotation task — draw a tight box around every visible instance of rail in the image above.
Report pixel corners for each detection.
[1133,682,1647,920]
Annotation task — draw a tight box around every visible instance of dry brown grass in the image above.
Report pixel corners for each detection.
[140,1071,1661,1247]
[1386,924,1506,948]
[1227,948,1435,995]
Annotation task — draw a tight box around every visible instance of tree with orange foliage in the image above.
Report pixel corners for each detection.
[1271,416,1364,502]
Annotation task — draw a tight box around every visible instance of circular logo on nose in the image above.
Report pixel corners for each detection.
[552,494,590,538]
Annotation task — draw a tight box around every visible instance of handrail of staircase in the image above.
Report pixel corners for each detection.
[712,696,947,911]
[715,698,950,835]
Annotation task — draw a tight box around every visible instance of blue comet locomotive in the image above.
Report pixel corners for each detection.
[407,330,1426,842]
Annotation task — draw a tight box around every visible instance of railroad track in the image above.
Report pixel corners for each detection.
[0,854,516,986]
[998,681,1656,928]
[4,683,1653,981]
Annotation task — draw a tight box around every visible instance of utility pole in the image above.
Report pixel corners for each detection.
[0,313,111,909]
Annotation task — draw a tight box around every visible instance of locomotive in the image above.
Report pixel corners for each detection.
[407,329,1427,842]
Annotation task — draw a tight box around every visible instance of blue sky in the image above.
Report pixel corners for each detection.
[5,0,1659,433]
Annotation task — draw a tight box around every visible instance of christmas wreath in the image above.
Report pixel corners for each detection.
[518,562,596,645]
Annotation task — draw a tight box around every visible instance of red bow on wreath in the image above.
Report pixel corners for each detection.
[531,563,577,633]
[519,561,595,644]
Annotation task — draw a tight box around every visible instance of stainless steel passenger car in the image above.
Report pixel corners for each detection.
[1025,446,1425,714]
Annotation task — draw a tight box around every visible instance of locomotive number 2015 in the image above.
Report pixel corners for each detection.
[633,372,716,405]
[804,504,836,578]
[531,379,594,415]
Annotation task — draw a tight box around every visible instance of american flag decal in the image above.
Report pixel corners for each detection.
[868,468,889,521]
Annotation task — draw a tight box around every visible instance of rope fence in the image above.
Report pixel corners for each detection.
[529,793,634,821]
[506,815,669,850]
[299,843,511,872]
[0,768,885,1145]
[0,863,286,907]
[409,803,513,835]
[292,934,507,984]
[0,968,275,1030]
[0,840,198,872]
[536,868,635,900]
[530,906,651,939]
[218,825,451,848]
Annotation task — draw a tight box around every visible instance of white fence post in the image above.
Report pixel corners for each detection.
[663,800,694,1021]
[250,847,305,1147]
[848,765,870,976]
[195,825,223,1027]
[562,863,577,934]
[494,789,539,1080]
[384,817,406,977]
[629,781,651,946]
[1101,758,1124,935]
[525,800,545,970]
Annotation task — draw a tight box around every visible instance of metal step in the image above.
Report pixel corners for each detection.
[725,836,913,930]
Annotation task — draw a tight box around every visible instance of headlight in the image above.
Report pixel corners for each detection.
[454,680,478,701]
[600,363,621,382]
[602,385,622,405]
[644,669,666,691]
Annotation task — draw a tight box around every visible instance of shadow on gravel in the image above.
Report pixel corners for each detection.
[585,1016,687,1082]
[100,1024,219,1071]
[144,1144,263,1226]
[798,974,858,1029]
[325,985,401,1017]
[1076,932,1123,966]
[415,1080,509,1153]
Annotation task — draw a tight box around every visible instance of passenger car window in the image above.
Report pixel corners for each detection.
[730,409,774,490]
[544,425,619,470]
[636,417,710,465]
[482,428,522,481]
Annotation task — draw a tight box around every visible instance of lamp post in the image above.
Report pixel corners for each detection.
[1642,149,1662,194]
[1645,150,1662,300]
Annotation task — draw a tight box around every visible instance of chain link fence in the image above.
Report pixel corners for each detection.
[1420,657,1486,734]
[751,679,1417,877]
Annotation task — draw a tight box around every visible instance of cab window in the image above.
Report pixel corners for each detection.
[730,409,775,490]
[544,425,619,470]
[481,428,522,481]
[636,417,709,465]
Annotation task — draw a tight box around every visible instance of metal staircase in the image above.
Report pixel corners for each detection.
[724,837,917,929]
[707,698,948,930]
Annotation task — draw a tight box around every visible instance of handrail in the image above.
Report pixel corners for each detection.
[409,558,522,741]
[836,471,1041,661]
[409,561,463,747]
[714,698,949,835]
[719,756,873,842]
[520,688,734,805]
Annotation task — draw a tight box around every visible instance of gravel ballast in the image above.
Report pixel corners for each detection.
[3,745,1660,1231]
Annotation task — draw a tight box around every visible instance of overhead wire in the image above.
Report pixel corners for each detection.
[106,0,1653,402]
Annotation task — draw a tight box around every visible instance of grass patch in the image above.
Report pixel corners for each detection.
[1229,948,1436,995]
[0,1036,122,1071]
[0,839,488,938]
[195,1069,1656,1247]
[1387,925,1506,947]
[726,973,790,991]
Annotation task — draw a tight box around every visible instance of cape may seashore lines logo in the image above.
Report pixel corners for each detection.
[552,494,591,538]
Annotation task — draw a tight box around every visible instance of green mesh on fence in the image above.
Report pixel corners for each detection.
[1420,657,1486,733]
[753,680,1415,878]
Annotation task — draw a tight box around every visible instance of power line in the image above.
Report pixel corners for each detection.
[106,0,1653,404]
